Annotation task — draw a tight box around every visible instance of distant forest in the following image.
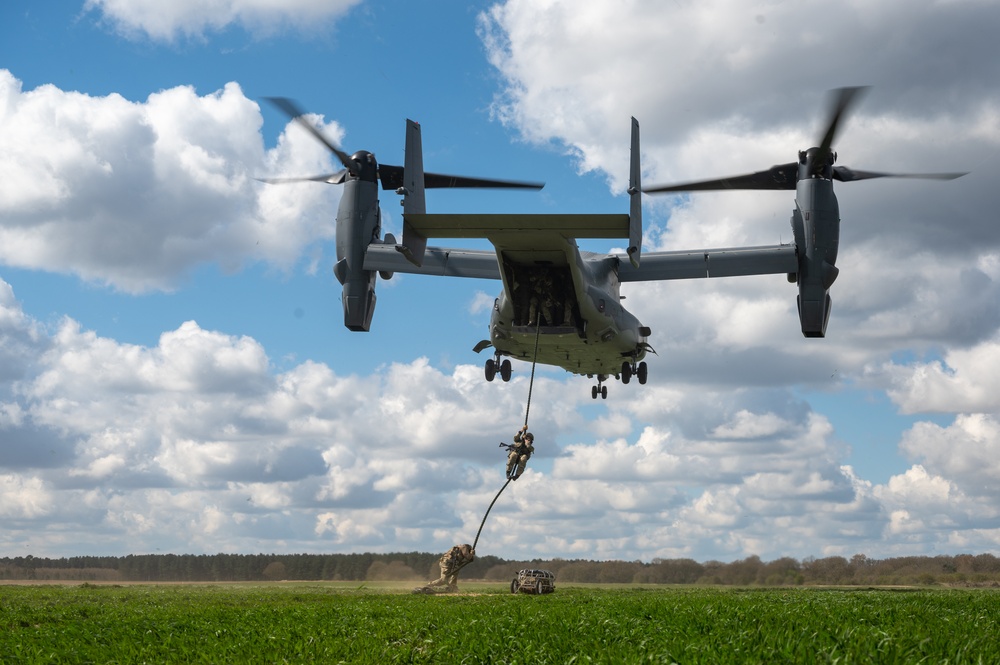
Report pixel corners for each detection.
[3,552,1000,587]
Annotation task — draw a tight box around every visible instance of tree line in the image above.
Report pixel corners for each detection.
[2,552,999,586]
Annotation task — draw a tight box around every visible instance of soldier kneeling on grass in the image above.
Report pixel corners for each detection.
[413,544,476,594]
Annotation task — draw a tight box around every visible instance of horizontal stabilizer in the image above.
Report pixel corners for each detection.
[402,213,630,240]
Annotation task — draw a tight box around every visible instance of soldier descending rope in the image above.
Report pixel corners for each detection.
[413,544,476,594]
[503,425,535,480]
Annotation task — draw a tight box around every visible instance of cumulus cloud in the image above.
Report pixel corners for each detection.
[480,0,998,181]
[6,272,993,559]
[84,0,362,41]
[877,336,1000,414]
[0,71,339,293]
[899,416,1000,499]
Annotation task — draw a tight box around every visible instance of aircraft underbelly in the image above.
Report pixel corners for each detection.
[492,326,644,376]
[484,235,650,377]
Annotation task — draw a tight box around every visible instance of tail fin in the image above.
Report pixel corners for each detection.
[628,117,642,268]
[398,119,428,266]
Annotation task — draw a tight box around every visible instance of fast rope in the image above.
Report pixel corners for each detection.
[473,477,511,551]
[473,316,544,552]
[522,314,542,428]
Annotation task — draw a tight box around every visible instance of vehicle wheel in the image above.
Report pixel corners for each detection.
[621,361,632,384]
[637,361,648,385]
[600,385,608,400]
[591,385,598,400]
[485,359,496,382]
[535,580,544,595]
[500,359,512,382]
[510,579,519,594]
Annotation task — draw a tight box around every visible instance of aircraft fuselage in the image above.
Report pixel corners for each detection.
[487,236,649,378]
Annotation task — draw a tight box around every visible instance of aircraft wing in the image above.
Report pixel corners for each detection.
[617,244,797,281]
[363,243,501,279]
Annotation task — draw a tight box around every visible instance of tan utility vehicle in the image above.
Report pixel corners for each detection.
[510,569,556,594]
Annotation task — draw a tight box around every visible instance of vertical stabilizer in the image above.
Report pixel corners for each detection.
[398,118,428,266]
[627,117,642,268]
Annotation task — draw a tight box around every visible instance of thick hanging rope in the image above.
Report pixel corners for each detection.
[522,314,542,428]
[473,477,511,551]
[472,317,544,552]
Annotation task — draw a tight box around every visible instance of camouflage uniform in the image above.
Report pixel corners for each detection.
[528,271,554,327]
[506,427,535,480]
[423,544,475,593]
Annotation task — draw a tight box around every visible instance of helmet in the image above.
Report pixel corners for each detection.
[524,432,534,441]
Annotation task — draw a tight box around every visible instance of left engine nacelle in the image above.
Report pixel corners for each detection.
[333,178,383,332]
[335,265,377,332]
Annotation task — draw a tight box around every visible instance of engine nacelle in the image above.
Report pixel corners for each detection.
[333,174,383,332]
[790,180,840,338]
[334,259,377,332]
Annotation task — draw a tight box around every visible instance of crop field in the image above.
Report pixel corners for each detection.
[0,582,998,663]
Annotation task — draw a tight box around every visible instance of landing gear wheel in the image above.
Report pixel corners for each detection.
[600,385,608,400]
[500,359,512,382]
[591,385,598,400]
[637,361,648,385]
[510,579,519,594]
[621,361,632,385]
[485,358,496,382]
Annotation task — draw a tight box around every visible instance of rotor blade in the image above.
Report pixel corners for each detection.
[424,172,545,190]
[378,164,544,191]
[816,86,869,158]
[833,166,968,183]
[255,170,349,185]
[264,97,355,171]
[643,163,798,193]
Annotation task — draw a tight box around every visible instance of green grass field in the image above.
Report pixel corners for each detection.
[1,582,998,663]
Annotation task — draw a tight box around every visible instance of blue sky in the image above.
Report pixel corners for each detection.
[1,0,999,563]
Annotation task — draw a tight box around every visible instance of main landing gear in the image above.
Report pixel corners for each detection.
[590,360,648,399]
[484,355,512,382]
[620,360,648,386]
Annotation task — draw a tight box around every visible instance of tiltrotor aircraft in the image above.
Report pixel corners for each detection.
[262,89,964,399]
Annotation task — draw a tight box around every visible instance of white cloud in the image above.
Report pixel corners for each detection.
[878,336,1000,414]
[0,474,54,519]
[0,71,339,293]
[0,276,914,558]
[84,0,362,41]
[1,265,998,558]
[898,415,1000,498]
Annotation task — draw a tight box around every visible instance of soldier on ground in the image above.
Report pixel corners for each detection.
[414,543,476,594]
